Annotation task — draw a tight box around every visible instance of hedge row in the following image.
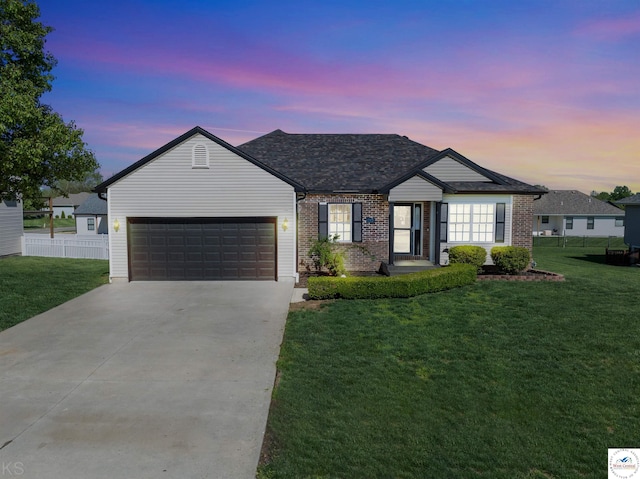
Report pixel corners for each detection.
[307,264,477,300]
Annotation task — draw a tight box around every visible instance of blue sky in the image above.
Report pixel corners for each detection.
[37,0,640,193]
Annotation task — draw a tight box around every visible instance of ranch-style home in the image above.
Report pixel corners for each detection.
[74,193,108,234]
[94,126,545,282]
[533,189,625,237]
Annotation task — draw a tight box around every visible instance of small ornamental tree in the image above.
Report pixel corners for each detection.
[308,235,346,276]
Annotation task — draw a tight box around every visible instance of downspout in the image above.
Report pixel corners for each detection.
[295,191,307,282]
[388,201,394,265]
[434,201,441,265]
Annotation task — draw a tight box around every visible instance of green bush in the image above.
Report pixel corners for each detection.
[308,235,346,276]
[448,245,487,272]
[490,246,531,274]
[60,211,66,219]
[307,264,477,300]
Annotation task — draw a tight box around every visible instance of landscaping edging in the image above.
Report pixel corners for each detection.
[477,269,564,282]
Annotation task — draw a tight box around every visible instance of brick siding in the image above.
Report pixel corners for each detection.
[298,194,389,272]
[512,195,534,252]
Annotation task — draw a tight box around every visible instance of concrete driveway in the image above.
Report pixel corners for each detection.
[0,280,294,479]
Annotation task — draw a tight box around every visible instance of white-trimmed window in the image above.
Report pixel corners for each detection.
[87,218,95,231]
[192,143,209,168]
[318,203,363,243]
[329,204,352,242]
[446,203,500,243]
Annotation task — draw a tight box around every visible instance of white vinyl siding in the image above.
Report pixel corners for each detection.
[424,156,491,182]
[0,200,23,256]
[563,216,625,237]
[107,134,297,280]
[76,215,107,235]
[388,175,443,202]
[440,194,513,265]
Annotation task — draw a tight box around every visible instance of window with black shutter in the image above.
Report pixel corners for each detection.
[495,203,506,242]
[318,202,362,242]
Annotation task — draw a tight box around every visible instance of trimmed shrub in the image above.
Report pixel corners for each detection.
[307,264,477,300]
[490,246,531,274]
[448,245,487,272]
[60,211,66,219]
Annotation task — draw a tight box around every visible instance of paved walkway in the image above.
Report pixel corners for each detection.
[0,280,293,479]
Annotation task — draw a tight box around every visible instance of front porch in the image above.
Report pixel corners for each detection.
[387,258,437,276]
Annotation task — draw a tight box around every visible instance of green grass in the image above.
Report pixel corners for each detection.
[260,247,640,479]
[23,217,76,229]
[0,256,109,331]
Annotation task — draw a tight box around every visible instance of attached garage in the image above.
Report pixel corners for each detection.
[95,127,302,282]
[128,217,276,281]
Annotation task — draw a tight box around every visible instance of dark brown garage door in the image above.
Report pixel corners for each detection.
[127,217,277,281]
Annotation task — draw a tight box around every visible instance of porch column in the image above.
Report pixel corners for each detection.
[434,201,442,265]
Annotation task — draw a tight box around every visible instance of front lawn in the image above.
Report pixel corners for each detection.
[0,256,109,331]
[23,216,76,229]
[260,247,640,478]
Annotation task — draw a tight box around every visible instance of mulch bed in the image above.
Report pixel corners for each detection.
[477,267,564,281]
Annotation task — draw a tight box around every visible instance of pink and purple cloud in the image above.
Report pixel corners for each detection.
[37,0,640,193]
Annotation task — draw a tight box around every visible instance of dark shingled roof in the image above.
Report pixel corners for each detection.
[238,130,544,194]
[533,190,624,215]
[238,130,441,192]
[616,193,640,206]
[74,193,107,215]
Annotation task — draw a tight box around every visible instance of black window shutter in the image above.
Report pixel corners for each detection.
[318,204,328,239]
[495,203,506,242]
[440,203,448,242]
[352,203,362,242]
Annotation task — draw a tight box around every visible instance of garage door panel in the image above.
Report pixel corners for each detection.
[128,218,276,281]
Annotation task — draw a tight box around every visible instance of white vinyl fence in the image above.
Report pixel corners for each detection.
[22,234,109,260]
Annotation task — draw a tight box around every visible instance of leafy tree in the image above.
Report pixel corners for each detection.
[0,0,98,202]
[591,186,634,202]
[610,185,633,201]
[53,170,103,196]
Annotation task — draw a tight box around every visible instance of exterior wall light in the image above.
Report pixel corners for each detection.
[113,218,120,232]
[282,217,288,231]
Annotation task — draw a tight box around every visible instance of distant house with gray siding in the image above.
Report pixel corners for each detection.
[616,193,640,249]
[0,200,23,256]
[533,190,625,237]
[44,192,91,218]
[74,194,108,234]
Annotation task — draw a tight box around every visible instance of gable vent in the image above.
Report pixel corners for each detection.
[192,143,210,168]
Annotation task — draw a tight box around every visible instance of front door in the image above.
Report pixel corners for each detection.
[393,204,422,255]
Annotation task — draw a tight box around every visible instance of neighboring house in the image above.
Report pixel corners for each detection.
[616,193,640,249]
[74,194,108,234]
[94,126,545,282]
[0,199,23,256]
[532,190,625,237]
[44,192,91,218]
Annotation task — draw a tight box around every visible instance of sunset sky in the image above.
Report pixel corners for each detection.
[36,0,640,194]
